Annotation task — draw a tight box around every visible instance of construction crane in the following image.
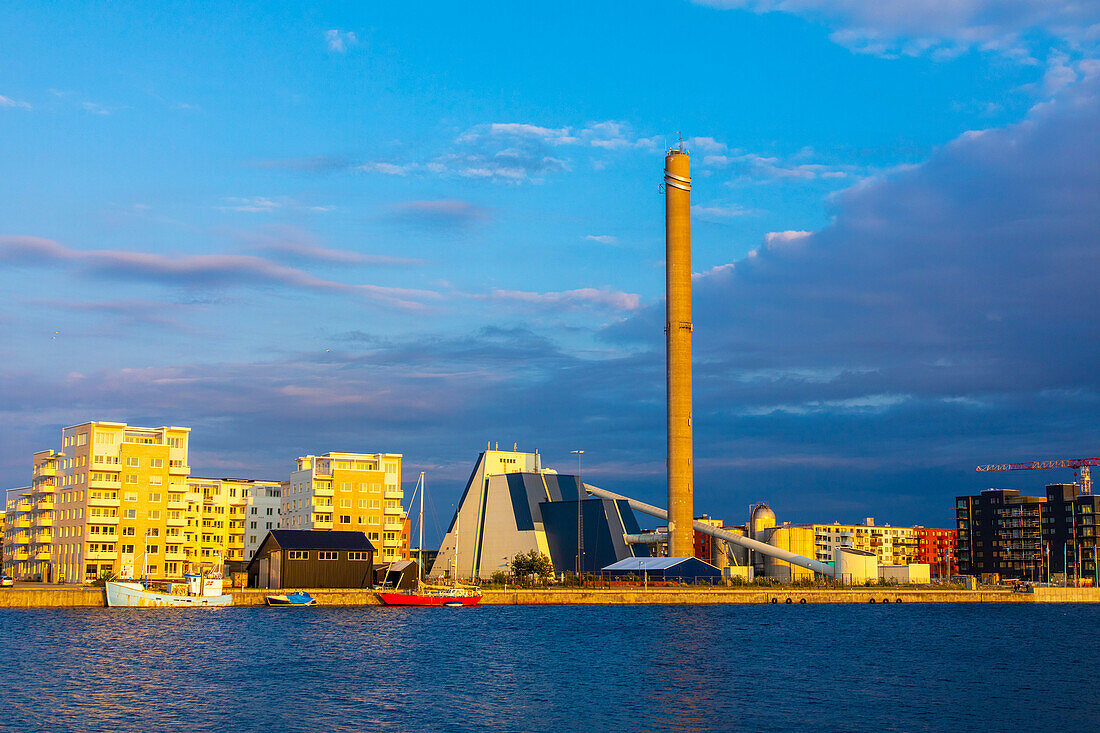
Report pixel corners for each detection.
[975,458,1100,495]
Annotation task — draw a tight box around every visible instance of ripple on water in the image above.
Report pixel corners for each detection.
[1,604,1099,732]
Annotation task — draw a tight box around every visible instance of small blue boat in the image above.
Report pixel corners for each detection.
[266,592,317,607]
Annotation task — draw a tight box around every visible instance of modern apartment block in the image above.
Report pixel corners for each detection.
[955,488,1046,579]
[283,452,409,563]
[242,481,284,560]
[913,527,957,578]
[184,477,284,566]
[0,421,293,583]
[3,487,32,578]
[803,520,918,568]
[1043,484,1099,580]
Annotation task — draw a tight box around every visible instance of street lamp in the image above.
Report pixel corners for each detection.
[571,450,584,578]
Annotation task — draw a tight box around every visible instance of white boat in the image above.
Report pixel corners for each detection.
[105,576,233,607]
[106,550,233,608]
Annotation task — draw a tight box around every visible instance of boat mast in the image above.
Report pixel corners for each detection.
[418,471,424,591]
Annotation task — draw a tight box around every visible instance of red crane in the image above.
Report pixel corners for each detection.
[975,458,1100,495]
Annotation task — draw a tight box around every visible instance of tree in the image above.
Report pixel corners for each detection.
[510,549,554,581]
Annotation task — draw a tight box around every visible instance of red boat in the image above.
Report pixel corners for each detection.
[376,590,482,607]
[376,473,482,607]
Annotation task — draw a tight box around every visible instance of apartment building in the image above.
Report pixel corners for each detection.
[913,527,957,578]
[242,480,284,560]
[183,477,284,566]
[283,452,409,563]
[3,487,32,578]
[955,488,1046,579]
[804,519,917,568]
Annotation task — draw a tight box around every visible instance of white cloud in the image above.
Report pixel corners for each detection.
[325,29,357,53]
[584,235,619,245]
[693,204,754,221]
[216,196,334,214]
[694,0,1100,59]
[0,94,31,110]
[485,287,642,312]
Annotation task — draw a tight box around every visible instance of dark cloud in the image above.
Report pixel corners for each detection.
[0,235,440,311]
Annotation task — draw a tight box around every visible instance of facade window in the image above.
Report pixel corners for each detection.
[288,551,308,560]
[266,508,273,516]
[126,475,138,484]
[340,515,351,524]
[319,551,338,560]
[348,552,369,561]
[124,510,136,519]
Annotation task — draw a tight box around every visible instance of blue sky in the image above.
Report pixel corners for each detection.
[3,1,1100,536]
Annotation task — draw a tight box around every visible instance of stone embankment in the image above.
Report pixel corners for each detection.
[1,586,1098,608]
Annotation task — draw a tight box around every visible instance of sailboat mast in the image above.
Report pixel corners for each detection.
[418,472,424,589]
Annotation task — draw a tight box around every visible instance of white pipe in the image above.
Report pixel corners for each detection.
[585,483,836,577]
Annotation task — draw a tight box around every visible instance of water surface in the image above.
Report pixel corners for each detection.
[1,604,1096,732]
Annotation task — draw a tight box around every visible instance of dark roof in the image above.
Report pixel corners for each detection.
[267,530,377,551]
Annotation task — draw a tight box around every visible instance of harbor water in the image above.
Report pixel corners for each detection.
[1,603,1098,732]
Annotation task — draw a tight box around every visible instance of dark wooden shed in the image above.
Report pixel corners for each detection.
[246,530,376,589]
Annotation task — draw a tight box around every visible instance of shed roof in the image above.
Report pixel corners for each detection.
[602,556,699,571]
[267,530,377,551]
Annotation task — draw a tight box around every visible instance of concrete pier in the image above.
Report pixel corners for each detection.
[2,586,1100,608]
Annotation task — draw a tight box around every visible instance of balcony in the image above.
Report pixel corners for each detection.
[167,517,187,527]
[34,549,51,561]
[84,551,116,560]
[383,537,401,548]
[168,464,190,475]
[312,503,333,513]
[313,520,333,530]
[89,516,120,525]
[313,486,334,497]
[167,500,187,510]
[89,477,121,489]
[35,465,60,477]
[15,518,31,529]
[37,500,55,511]
[383,506,402,515]
[384,520,404,532]
[12,551,28,561]
[384,489,404,500]
[88,496,121,507]
[34,517,53,528]
[16,501,32,512]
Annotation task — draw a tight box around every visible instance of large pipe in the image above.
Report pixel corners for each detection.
[665,149,694,558]
[586,483,836,577]
[624,533,669,544]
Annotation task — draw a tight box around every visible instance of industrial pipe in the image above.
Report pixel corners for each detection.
[624,533,669,544]
[586,483,836,577]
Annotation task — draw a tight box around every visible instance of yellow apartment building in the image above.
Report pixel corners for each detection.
[283,452,410,563]
[3,487,32,578]
[803,520,918,567]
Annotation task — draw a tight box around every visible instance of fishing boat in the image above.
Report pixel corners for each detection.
[376,472,482,607]
[266,591,317,607]
[105,572,232,607]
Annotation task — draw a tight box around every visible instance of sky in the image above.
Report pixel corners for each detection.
[2,1,1100,538]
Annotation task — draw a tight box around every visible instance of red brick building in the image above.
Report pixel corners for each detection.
[914,527,957,578]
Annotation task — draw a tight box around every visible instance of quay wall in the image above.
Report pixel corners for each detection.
[3,586,1100,608]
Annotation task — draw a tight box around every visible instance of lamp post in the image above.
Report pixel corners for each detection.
[571,450,584,578]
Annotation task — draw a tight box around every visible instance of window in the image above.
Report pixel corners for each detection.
[368,532,380,540]
[126,457,139,467]
[122,544,135,554]
[266,508,273,516]
[148,510,161,520]
[349,552,369,561]
[126,475,138,485]
[340,515,351,525]
[340,499,352,508]
[150,458,163,468]
[124,509,136,519]
[147,545,159,554]
[358,500,368,509]
[287,551,308,560]
[368,516,380,525]
[149,476,162,486]
[122,527,136,536]
[250,521,257,529]
[168,437,183,448]
[149,492,161,502]
[340,483,351,492]
[265,522,273,529]
[95,433,114,445]
[147,528,159,537]
[319,551,337,560]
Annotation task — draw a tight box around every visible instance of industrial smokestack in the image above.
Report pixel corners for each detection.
[664,147,693,558]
